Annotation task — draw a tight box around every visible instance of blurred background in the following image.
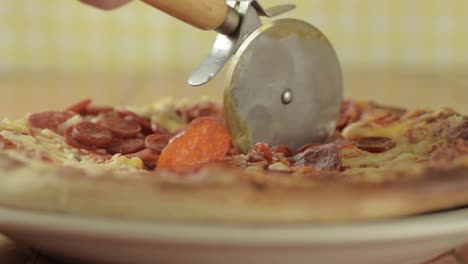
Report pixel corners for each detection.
[0,0,467,118]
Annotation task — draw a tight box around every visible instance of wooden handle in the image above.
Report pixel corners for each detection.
[140,0,228,31]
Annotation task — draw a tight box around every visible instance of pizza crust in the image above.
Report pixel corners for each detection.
[0,99,467,224]
[0,152,467,224]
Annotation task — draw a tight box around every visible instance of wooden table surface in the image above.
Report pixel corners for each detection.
[0,70,467,263]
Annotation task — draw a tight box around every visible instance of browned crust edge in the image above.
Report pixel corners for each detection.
[0,153,467,224]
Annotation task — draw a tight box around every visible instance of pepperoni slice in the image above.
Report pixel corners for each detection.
[356,137,396,153]
[71,122,113,148]
[64,126,96,150]
[270,145,293,157]
[117,111,152,134]
[247,143,273,163]
[177,102,221,122]
[27,111,73,132]
[65,98,92,114]
[157,117,231,170]
[84,106,114,116]
[337,100,361,130]
[145,134,170,153]
[99,117,142,138]
[107,138,145,155]
[126,149,160,170]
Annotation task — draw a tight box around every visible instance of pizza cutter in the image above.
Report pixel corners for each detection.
[140,0,343,153]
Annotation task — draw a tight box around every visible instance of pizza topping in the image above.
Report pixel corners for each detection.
[293,143,342,171]
[329,131,356,148]
[126,148,160,169]
[295,143,322,154]
[361,108,403,125]
[99,117,142,138]
[268,162,292,173]
[176,101,221,122]
[65,98,92,114]
[16,99,468,176]
[366,103,406,122]
[461,124,468,140]
[356,137,396,153]
[379,104,407,116]
[337,100,362,130]
[226,142,240,156]
[247,143,273,163]
[425,109,457,123]
[118,111,153,134]
[270,145,293,157]
[27,111,73,133]
[431,138,468,161]
[204,156,247,169]
[405,109,429,119]
[71,122,113,148]
[84,106,114,116]
[107,138,145,155]
[64,126,95,150]
[451,121,468,140]
[144,134,170,153]
[0,135,16,150]
[157,117,230,170]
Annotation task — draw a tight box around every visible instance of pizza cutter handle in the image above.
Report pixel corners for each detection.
[140,0,240,35]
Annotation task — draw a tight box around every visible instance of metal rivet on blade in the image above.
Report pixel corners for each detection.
[281,89,293,105]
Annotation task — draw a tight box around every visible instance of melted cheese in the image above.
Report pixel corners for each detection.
[340,109,466,180]
[342,121,407,140]
[0,119,143,173]
[0,100,465,180]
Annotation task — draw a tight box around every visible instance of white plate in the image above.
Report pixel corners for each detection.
[1,207,468,264]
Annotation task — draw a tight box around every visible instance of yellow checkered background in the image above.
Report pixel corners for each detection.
[0,0,467,117]
[2,0,468,73]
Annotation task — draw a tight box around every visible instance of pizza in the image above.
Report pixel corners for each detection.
[0,97,467,223]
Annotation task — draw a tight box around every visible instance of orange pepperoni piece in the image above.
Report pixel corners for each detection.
[144,134,170,153]
[27,111,73,132]
[107,138,145,155]
[99,117,141,138]
[157,117,231,170]
[71,122,113,148]
[65,98,92,114]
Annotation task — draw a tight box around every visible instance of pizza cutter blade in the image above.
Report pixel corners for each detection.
[140,0,343,153]
[224,18,342,153]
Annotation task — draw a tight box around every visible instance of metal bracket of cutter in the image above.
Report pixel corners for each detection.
[187,0,296,86]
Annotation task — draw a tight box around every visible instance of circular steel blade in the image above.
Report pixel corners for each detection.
[224,19,343,154]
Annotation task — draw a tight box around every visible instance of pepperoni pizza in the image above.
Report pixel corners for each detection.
[0,98,467,223]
